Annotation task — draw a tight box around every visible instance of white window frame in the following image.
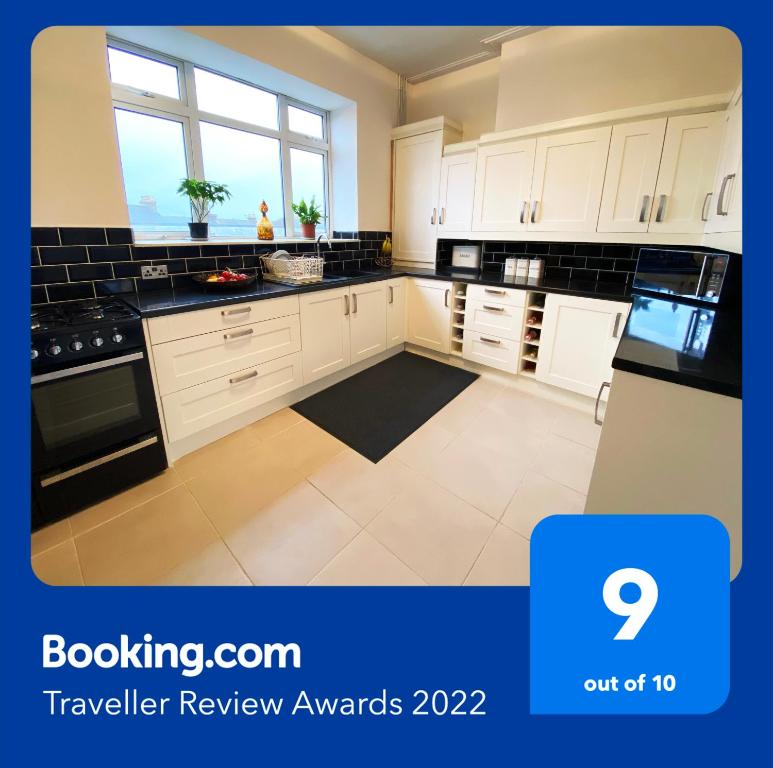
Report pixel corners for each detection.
[108,37,331,241]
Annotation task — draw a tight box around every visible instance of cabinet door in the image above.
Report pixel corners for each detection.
[437,151,476,235]
[649,113,723,234]
[392,131,443,264]
[472,138,536,232]
[706,94,742,233]
[536,293,630,398]
[597,118,667,233]
[386,278,407,349]
[406,278,452,354]
[350,282,388,363]
[528,126,612,232]
[299,287,351,384]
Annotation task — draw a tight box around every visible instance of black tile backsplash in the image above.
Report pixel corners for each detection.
[31,227,392,304]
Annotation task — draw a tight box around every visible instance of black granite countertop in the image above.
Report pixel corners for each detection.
[121,266,631,318]
[613,294,741,399]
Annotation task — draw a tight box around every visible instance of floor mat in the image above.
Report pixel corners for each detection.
[291,352,479,462]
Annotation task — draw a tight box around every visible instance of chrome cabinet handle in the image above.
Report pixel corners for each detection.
[439,208,446,225]
[480,336,501,345]
[594,382,611,425]
[484,288,506,295]
[389,286,394,304]
[431,208,437,225]
[612,312,622,339]
[655,194,667,223]
[639,194,650,223]
[221,306,251,316]
[483,305,505,312]
[352,293,358,314]
[530,200,539,224]
[701,192,713,221]
[444,288,449,308]
[716,174,735,216]
[223,328,254,340]
[344,295,350,316]
[229,369,258,385]
[520,201,528,224]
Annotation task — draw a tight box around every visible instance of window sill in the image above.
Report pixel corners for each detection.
[133,236,358,247]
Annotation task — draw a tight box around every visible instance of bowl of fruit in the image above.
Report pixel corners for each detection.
[192,269,258,291]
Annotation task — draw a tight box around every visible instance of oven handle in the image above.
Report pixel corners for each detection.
[39,435,159,487]
[31,351,145,385]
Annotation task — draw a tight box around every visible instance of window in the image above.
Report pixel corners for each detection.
[109,39,329,239]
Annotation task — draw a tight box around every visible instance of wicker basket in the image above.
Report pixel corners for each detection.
[261,252,324,285]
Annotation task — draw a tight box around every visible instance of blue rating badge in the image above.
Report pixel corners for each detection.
[530,515,729,715]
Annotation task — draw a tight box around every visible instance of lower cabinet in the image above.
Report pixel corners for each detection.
[350,281,388,363]
[299,287,352,385]
[536,293,630,398]
[406,278,452,353]
[386,278,407,348]
[462,331,520,373]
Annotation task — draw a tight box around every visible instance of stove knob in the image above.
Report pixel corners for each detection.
[90,335,104,348]
[47,343,62,357]
[31,347,39,360]
[70,340,84,352]
[111,332,124,344]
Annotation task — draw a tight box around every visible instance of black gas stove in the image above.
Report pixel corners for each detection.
[31,297,167,529]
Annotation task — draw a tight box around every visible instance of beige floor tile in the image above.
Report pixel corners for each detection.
[225,481,360,585]
[426,434,528,520]
[427,378,501,435]
[464,525,530,586]
[155,541,251,586]
[246,407,305,443]
[532,434,597,495]
[265,420,347,477]
[69,468,183,536]
[367,478,495,585]
[389,421,455,473]
[32,540,83,586]
[31,518,71,556]
[501,471,585,539]
[307,450,420,526]
[487,386,563,434]
[173,429,261,482]
[458,406,546,462]
[309,531,426,586]
[550,405,602,449]
[75,485,220,586]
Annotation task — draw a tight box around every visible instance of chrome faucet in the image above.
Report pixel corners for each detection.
[316,232,332,258]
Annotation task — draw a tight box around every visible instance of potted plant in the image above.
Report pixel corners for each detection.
[177,179,231,240]
[291,197,324,239]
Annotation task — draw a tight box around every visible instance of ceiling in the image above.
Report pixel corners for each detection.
[319,26,542,83]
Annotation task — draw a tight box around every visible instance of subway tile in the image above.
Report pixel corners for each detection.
[168,245,200,259]
[39,245,88,265]
[549,242,575,255]
[545,265,571,279]
[597,270,629,284]
[114,262,142,278]
[574,243,603,258]
[106,227,134,245]
[136,276,172,292]
[571,268,600,282]
[59,227,107,246]
[217,256,244,271]
[88,245,132,262]
[526,242,550,254]
[228,244,254,256]
[614,258,639,272]
[164,259,187,274]
[47,282,96,302]
[31,286,48,304]
[68,263,114,281]
[602,244,634,259]
[186,257,217,272]
[32,227,60,247]
[32,265,68,285]
[31,248,40,266]
[586,257,606,270]
[200,244,229,257]
[95,278,136,296]
[560,255,587,268]
[133,245,169,260]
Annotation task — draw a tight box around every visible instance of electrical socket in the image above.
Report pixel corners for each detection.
[140,265,168,279]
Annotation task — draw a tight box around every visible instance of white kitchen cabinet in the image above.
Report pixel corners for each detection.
[406,278,452,354]
[462,331,520,374]
[536,293,630,399]
[648,112,724,234]
[472,138,536,232]
[597,118,667,233]
[528,126,612,232]
[386,278,407,349]
[392,131,443,265]
[464,299,525,341]
[299,287,351,384]
[706,93,742,234]
[437,150,476,235]
[349,282,388,364]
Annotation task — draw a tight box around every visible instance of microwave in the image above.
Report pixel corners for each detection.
[632,249,729,304]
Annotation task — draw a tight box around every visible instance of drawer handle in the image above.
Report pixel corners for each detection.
[352,293,358,314]
[482,305,505,312]
[444,288,449,308]
[484,288,506,295]
[223,328,254,340]
[480,336,501,345]
[389,286,394,304]
[344,295,350,316]
[594,382,611,425]
[221,307,251,317]
[612,312,622,339]
[229,370,258,385]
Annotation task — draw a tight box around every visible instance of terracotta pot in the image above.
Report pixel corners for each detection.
[300,222,316,239]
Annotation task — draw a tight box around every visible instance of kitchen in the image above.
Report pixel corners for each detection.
[30,25,742,586]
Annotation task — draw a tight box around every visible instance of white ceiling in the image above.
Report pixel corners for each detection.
[319,26,541,83]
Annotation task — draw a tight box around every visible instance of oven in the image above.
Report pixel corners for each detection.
[633,248,729,303]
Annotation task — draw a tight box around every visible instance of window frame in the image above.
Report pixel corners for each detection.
[108,37,331,241]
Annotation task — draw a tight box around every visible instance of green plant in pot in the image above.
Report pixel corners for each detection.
[177,179,231,240]
[291,197,324,239]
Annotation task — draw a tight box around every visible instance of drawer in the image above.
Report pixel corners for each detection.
[464,299,524,341]
[462,330,519,374]
[153,314,301,396]
[163,352,303,443]
[466,284,526,307]
[148,295,300,345]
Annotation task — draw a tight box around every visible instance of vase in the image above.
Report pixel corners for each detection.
[257,200,274,241]
[188,222,208,240]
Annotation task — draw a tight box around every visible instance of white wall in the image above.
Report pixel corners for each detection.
[496,26,741,131]
[407,58,500,140]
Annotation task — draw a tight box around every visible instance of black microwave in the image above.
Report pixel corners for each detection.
[632,249,729,304]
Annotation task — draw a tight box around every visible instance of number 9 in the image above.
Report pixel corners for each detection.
[603,568,658,640]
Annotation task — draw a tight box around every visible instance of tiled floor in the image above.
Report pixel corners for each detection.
[31,376,599,587]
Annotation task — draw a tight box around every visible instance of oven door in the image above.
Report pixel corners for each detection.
[31,351,161,473]
[633,250,708,299]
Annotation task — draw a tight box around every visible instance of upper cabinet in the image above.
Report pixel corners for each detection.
[528,126,612,232]
[597,118,667,233]
[706,92,742,234]
[472,139,536,232]
[438,150,477,235]
[648,113,724,234]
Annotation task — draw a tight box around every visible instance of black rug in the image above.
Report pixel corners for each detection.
[292,352,479,462]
